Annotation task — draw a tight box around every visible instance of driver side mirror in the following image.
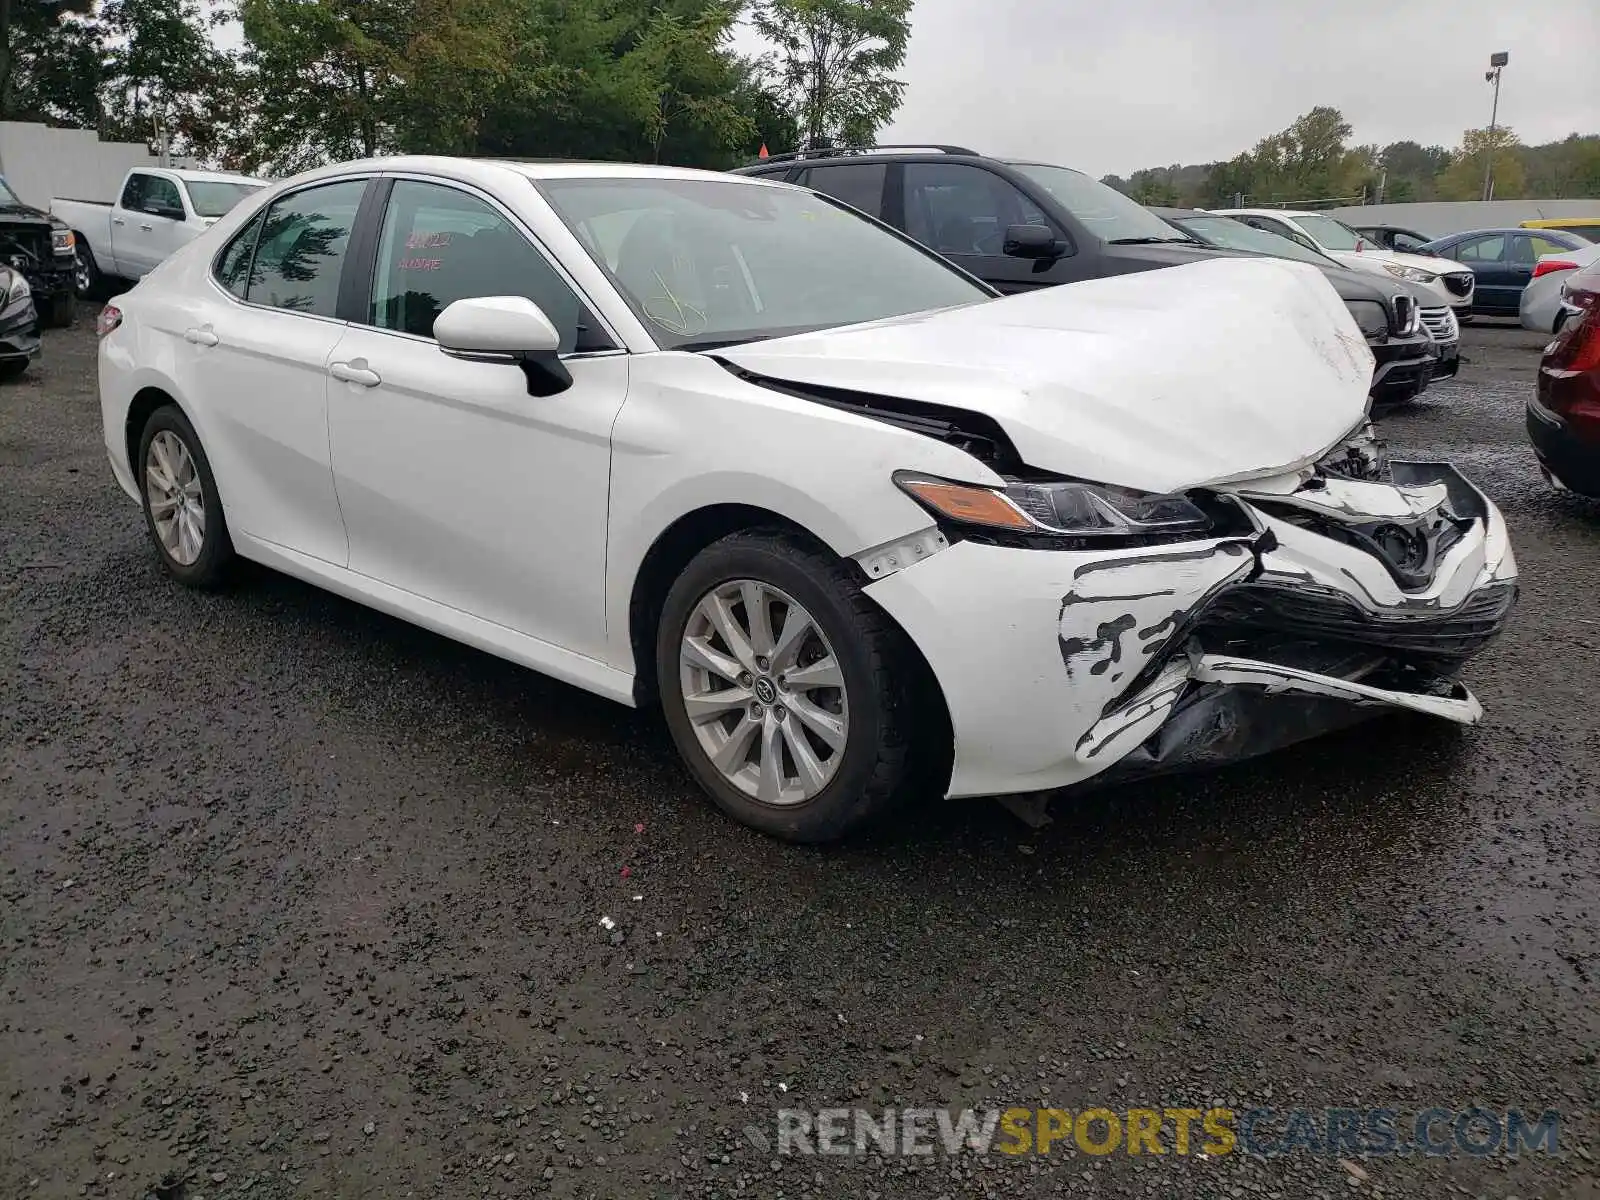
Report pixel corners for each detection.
[435,296,572,397]
[1002,224,1064,261]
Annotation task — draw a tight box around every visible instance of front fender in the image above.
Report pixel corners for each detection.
[603,353,1000,671]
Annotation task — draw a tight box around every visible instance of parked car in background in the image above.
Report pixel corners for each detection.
[1154,206,1450,402]
[1520,217,1600,244]
[1527,256,1600,497]
[1416,228,1586,317]
[733,145,1248,291]
[1213,208,1476,316]
[96,157,1517,841]
[1521,241,1600,334]
[0,174,78,327]
[52,166,265,297]
[1352,224,1434,253]
[0,262,40,379]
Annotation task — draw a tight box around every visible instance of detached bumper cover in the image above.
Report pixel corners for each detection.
[865,455,1516,799]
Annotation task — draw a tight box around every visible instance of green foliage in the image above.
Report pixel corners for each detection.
[98,0,237,158]
[1111,108,1595,208]
[1,0,800,173]
[1,0,99,125]
[1436,125,1525,201]
[751,0,911,149]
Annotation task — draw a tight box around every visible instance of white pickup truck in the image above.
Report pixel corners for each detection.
[52,167,265,296]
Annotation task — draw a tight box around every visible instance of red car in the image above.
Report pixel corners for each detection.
[1528,259,1600,497]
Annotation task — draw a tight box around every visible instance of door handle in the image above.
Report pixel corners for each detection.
[139,223,154,232]
[112,216,126,226]
[184,327,219,347]
[329,360,382,388]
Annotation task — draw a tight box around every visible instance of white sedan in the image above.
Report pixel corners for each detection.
[97,158,1518,841]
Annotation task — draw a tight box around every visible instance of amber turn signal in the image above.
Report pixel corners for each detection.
[899,479,1034,531]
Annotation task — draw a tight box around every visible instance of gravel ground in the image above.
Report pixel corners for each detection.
[3,314,1598,1200]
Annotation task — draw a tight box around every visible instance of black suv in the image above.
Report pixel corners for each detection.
[735,146,1438,404]
[733,144,1251,292]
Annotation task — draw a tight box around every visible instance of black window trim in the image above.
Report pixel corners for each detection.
[351,170,625,357]
[205,173,378,327]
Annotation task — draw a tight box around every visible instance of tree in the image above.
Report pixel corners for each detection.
[751,0,911,150]
[98,0,238,158]
[1436,125,1526,200]
[1,0,99,125]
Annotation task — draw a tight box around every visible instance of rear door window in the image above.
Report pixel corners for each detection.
[214,212,265,299]
[1455,235,1507,263]
[797,163,888,218]
[246,179,367,317]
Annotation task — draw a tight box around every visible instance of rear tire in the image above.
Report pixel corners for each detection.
[136,405,235,589]
[656,529,940,842]
[0,358,28,381]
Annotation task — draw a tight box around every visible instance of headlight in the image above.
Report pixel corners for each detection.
[1344,299,1388,339]
[51,229,75,256]
[895,471,1213,541]
[4,273,29,305]
[1382,262,1436,284]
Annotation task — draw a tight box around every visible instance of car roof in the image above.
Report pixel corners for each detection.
[160,167,267,186]
[1430,227,1580,241]
[1216,208,1330,219]
[272,155,796,192]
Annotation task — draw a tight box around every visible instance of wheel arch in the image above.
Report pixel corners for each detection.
[624,503,954,774]
[124,384,186,477]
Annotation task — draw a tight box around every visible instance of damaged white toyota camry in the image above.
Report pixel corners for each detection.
[97,159,1517,840]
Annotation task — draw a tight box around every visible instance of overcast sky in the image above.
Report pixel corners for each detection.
[871,0,1600,177]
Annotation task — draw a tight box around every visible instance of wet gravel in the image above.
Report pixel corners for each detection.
[2,315,1598,1199]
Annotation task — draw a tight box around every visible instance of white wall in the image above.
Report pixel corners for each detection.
[1328,199,1600,239]
[0,121,192,209]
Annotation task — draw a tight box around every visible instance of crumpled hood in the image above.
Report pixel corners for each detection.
[718,258,1375,493]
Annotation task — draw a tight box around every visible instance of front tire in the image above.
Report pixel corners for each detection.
[0,358,28,381]
[656,529,938,842]
[74,244,104,299]
[136,405,235,588]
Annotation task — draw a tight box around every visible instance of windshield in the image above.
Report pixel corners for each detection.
[185,181,264,218]
[539,177,993,349]
[1173,214,1335,267]
[1291,213,1365,251]
[0,177,27,208]
[1005,164,1194,244]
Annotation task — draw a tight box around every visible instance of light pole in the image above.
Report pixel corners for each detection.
[1482,50,1508,202]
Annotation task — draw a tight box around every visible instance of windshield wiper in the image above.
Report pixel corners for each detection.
[1107,235,1197,245]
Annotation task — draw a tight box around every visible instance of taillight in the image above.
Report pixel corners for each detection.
[95,304,122,337]
[1532,260,1577,280]
[1548,303,1600,375]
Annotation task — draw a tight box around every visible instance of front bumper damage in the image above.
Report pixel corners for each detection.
[863,436,1517,800]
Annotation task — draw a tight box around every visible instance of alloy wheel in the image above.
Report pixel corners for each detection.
[144,430,206,566]
[679,579,849,806]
